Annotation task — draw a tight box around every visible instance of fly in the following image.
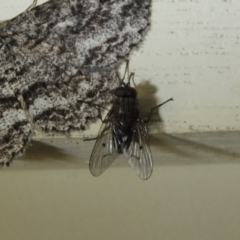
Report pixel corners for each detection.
[87,61,173,180]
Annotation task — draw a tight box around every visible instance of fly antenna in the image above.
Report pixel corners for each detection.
[118,60,130,85]
[127,72,135,86]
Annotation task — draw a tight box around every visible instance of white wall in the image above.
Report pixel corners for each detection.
[1,0,240,134]
[130,0,240,133]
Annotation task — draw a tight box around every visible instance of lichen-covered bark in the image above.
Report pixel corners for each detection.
[0,0,151,165]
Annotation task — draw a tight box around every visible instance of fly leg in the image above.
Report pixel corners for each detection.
[144,98,173,123]
[77,100,106,141]
[77,100,106,122]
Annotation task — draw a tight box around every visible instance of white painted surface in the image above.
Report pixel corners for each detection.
[1,0,240,134]
[130,0,240,133]
[0,132,240,240]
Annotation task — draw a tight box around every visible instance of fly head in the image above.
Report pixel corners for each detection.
[114,85,137,98]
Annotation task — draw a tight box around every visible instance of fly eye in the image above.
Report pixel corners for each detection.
[114,87,126,97]
[114,87,137,98]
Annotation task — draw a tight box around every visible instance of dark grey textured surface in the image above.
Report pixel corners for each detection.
[0,0,151,165]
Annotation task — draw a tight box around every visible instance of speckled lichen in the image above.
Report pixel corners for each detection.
[0,0,151,165]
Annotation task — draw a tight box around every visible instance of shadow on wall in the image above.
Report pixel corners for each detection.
[15,132,240,170]
[133,81,240,166]
[134,79,172,134]
[149,132,240,167]
[14,138,91,170]
[134,80,163,121]
[13,80,240,169]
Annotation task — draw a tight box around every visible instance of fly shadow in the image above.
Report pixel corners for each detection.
[14,80,240,169]
[149,132,240,167]
[133,80,240,166]
[15,138,91,170]
[133,79,170,127]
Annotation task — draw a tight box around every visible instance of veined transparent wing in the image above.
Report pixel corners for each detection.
[126,116,153,180]
[89,111,119,177]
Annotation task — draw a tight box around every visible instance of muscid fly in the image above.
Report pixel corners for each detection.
[88,62,173,180]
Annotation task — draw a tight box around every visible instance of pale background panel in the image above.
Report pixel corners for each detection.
[1,1,240,240]
[1,163,240,240]
[0,133,239,240]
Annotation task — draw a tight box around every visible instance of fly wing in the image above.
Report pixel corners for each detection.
[126,116,153,180]
[89,112,119,177]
